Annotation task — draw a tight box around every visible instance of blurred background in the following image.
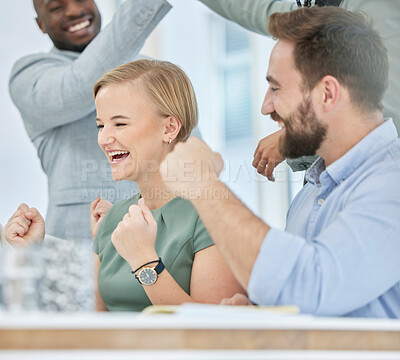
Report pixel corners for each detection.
[0,0,304,231]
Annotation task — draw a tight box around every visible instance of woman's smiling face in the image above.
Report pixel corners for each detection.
[95,81,168,182]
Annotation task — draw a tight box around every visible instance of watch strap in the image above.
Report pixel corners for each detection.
[154,259,165,275]
[131,258,161,274]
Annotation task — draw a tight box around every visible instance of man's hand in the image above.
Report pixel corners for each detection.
[160,137,223,200]
[252,130,285,181]
[4,203,45,247]
[90,197,113,238]
[220,293,253,306]
[111,199,158,270]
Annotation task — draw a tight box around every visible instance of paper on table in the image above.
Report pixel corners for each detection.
[141,303,299,318]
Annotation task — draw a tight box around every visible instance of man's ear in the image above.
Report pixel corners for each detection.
[319,75,340,112]
[36,17,47,34]
[162,116,182,144]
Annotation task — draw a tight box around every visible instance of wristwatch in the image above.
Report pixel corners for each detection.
[134,260,165,286]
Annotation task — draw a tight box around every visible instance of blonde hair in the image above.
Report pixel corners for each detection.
[94,59,198,142]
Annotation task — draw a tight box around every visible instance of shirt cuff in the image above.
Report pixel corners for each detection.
[248,228,305,305]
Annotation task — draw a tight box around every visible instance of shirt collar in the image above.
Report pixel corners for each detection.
[50,46,80,60]
[305,118,398,186]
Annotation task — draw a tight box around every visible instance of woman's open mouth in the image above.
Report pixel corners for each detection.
[108,151,130,165]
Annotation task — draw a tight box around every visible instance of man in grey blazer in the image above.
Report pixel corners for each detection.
[198,0,400,179]
[9,0,171,240]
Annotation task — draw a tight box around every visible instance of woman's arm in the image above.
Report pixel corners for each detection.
[190,245,245,303]
[93,253,108,311]
[138,245,245,306]
[111,199,245,306]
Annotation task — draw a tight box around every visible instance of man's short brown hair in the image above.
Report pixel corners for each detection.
[269,7,389,113]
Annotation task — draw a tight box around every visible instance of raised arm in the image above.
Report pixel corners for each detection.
[160,137,400,316]
[9,0,171,138]
[198,0,296,35]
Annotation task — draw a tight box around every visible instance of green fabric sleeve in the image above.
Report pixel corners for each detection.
[192,216,215,253]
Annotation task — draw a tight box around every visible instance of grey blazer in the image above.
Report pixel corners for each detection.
[9,0,171,240]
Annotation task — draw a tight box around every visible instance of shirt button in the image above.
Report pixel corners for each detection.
[318,198,325,206]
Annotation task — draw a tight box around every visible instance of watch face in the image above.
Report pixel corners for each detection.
[138,267,157,285]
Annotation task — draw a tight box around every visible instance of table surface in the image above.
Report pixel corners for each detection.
[0,304,399,351]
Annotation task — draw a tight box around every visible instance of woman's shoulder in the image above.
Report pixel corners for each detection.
[161,196,199,222]
[110,192,141,213]
[160,197,213,246]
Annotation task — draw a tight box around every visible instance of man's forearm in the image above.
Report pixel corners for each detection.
[191,181,270,289]
[198,0,296,36]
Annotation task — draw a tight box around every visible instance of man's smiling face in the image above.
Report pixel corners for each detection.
[262,40,327,159]
[34,0,101,52]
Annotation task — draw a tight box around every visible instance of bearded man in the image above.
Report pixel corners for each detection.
[198,0,400,180]
[160,7,400,318]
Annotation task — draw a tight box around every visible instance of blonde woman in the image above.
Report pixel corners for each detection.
[92,59,244,311]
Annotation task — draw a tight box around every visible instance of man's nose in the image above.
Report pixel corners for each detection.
[261,87,274,116]
[65,1,85,18]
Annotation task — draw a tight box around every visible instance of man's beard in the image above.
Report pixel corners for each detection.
[272,97,327,159]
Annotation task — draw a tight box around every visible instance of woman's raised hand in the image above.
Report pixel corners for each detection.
[90,197,113,238]
[111,198,158,270]
[4,203,45,247]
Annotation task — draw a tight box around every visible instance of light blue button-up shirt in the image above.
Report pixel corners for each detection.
[249,119,400,318]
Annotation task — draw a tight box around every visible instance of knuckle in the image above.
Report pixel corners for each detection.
[14,214,25,223]
[15,210,24,217]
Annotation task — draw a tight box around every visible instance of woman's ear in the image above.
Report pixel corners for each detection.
[162,116,182,144]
